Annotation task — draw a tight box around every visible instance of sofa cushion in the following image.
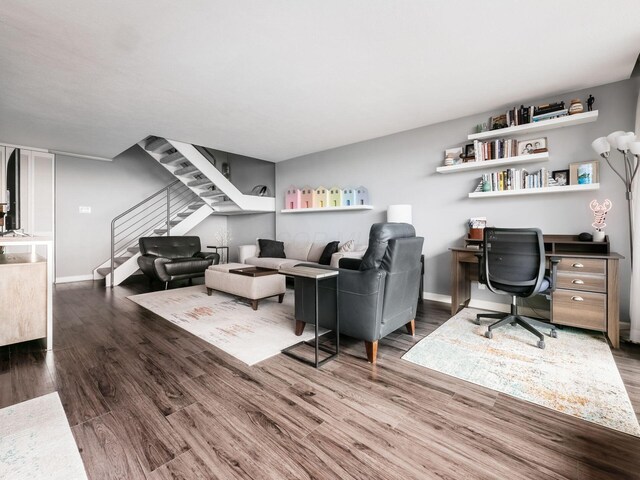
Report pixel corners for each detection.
[306,242,326,263]
[163,257,212,276]
[284,241,312,261]
[319,241,340,265]
[139,236,201,259]
[338,240,354,252]
[245,257,303,270]
[258,239,285,258]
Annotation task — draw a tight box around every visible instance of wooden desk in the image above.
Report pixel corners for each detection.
[450,246,623,348]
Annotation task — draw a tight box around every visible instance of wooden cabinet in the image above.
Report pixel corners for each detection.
[0,253,47,347]
[552,256,611,333]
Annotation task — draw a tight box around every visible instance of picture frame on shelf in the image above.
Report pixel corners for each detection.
[517,137,548,155]
[569,160,599,185]
[490,114,508,130]
[552,169,570,186]
[463,143,475,160]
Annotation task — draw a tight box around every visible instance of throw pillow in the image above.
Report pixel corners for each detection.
[338,240,354,252]
[318,241,339,265]
[258,239,286,258]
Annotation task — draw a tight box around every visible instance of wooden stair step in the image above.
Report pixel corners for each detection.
[200,190,224,198]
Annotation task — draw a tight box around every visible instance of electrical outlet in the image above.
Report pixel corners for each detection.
[79,206,91,214]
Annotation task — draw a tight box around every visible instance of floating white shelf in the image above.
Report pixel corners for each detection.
[468,111,598,141]
[469,183,599,199]
[280,205,374,213]
[436,152,549,174]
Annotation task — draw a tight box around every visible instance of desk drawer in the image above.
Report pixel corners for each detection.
[552,289,606,331]
[558,257,606,275]
[556,272,606,293]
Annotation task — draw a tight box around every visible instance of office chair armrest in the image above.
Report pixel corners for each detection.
[548,256,561,292]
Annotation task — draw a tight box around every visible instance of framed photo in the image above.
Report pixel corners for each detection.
[569,161,599,185]
[517,137,548,156]
[552,169,569,186]
[464,143,475,159]
[490,114,507,130]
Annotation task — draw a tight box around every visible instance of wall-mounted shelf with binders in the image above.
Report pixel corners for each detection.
[468,111,598,141]
[436,152,549,174]
[468,183,599,199]
[280,205,374,214]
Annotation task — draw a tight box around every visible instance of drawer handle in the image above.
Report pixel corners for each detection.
[571,279,585,285]
[571,296,584,302]
[572,263,584,268]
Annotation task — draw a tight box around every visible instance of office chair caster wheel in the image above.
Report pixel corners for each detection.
[550,330,558,339]
[475,318,481,325]
[537,340,545,349]
[485,330,493,339]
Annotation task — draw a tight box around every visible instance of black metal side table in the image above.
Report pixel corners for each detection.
[279,265,339,368]
[206,245,229,264]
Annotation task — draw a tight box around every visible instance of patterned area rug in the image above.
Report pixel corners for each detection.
[0,392,88,479]
[402,308,640,437]
[128,285,325,365]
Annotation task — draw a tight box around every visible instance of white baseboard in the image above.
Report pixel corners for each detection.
[422,291,547,318]
[55,274,95,284]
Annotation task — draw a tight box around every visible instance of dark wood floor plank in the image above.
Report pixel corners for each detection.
[72,412,147,480]
[111,394,189,473]
[46,346,111,426]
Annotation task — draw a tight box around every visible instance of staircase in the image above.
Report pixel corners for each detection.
[92,181,211,287]
[139,136,275,214]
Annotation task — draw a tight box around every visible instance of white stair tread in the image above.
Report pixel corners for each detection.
[200,189,225,198]
[160,151,185,164]
[146,137,172,153]
[174,165,199,176]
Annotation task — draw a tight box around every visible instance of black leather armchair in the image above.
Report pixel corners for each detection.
[294,223,424,363]
[137,236,219,289]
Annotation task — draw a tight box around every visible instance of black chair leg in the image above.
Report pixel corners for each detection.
[476,312,505,325]
[487,315,516,332]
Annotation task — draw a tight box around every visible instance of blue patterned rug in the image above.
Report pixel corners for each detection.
[402,308,640,437]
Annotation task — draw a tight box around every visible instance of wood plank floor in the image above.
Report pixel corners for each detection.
[1,279,640,479]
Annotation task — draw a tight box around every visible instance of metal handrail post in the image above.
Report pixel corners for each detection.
[110,219,115,288]
[166,186,171,235]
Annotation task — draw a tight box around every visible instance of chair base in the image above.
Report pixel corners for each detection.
[476,310,557,349]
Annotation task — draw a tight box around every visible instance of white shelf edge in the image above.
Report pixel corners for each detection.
[436,152,549,174]
[467,110,598,141]
[280,205,374,213]
[469,183,600,199]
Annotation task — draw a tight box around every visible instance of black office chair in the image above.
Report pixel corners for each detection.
[476,227,559,349]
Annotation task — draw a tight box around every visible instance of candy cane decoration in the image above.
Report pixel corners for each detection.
[590,199,612,231]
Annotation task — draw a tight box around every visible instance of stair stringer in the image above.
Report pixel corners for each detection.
[162,139,275,213]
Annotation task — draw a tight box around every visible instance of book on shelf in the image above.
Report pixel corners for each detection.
[479,167,550,193]
[483,100,572,131]
[473,138,519,162]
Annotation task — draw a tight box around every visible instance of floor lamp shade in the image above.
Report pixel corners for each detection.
[387,204,412,224]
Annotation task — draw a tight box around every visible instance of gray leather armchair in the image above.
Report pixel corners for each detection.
[294,223,424,363]
[137,236,219,289]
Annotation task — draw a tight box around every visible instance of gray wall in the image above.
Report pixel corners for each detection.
[276,78,639,320]
[55,145,176,279]
[226,153,276,261]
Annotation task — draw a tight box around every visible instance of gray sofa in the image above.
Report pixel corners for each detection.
[238,240,367,269]
[293,223,424,363]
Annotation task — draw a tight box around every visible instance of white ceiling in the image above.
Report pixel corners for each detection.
[1,1,639,162]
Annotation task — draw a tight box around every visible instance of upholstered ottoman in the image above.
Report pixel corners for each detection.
[205,263,286,310]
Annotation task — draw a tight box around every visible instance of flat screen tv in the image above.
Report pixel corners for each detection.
[5,148,20,232]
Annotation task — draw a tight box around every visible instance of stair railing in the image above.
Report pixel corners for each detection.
[109,180,200,287]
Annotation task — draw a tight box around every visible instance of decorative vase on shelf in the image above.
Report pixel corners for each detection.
[568,99,584,115]
[593,230,606,242]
